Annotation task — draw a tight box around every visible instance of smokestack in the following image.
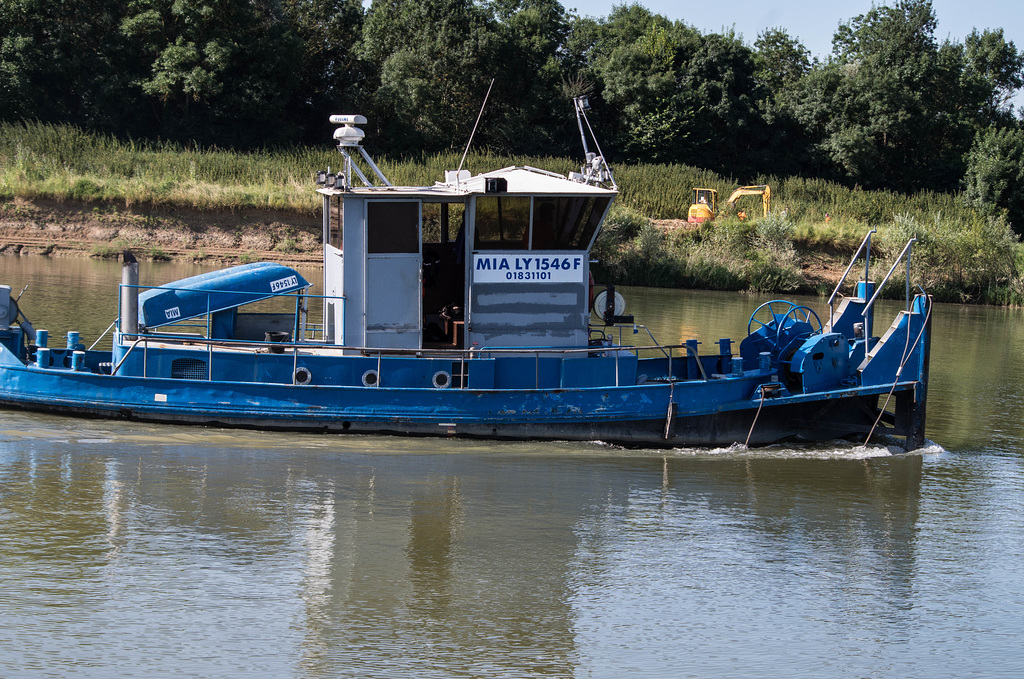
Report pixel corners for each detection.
[121,251,139,335]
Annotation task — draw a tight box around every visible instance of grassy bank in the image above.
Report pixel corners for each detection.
[2,121,1022,304]
[594,205,1024,304]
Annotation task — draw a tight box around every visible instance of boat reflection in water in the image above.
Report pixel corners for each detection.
[0,417,925,677]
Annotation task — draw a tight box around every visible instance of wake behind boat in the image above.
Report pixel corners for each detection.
[0,101,932,449]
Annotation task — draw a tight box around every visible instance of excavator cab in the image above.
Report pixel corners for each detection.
[687,188,717,223]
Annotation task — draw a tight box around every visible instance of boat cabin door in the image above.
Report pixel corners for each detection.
[364,201,422,348]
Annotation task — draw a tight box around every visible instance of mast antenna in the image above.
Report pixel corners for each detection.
[457,78,495,175]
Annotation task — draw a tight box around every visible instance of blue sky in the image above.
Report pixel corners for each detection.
[563,1,1022,62]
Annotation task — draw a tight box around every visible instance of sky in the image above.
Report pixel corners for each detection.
[563,1,1023,61]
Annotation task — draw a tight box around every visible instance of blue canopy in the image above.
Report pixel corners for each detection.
[138,262,311,329]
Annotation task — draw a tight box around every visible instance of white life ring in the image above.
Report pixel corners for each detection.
[592,290,627,318]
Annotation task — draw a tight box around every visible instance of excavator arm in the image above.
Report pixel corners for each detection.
[724,185,770,217]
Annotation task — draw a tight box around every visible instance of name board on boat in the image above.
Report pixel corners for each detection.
[270,275,298,293]
[472,254,584,283]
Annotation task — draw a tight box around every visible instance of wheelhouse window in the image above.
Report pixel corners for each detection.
[530,196,611,250]
[328,194,343,249]
[422,202,466,245]
[368,201,419,254]
[475,196,529,249]
[474,195,611,251]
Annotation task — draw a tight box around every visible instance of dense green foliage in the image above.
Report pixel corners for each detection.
[592,202,1024,304]
[964,126,1024,225]
[3,1,1023,227]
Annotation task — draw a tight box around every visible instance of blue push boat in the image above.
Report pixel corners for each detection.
[0,102,932,449]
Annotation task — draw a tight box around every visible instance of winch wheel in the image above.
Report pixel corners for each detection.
[778,305,822,339]
[747,300,800,336]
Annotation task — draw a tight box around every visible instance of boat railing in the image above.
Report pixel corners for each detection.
[87,319,118,351]
[827,228,876,328]
[110,331,719,388]
[863,237,918,318]
[118,282,340,343]
[600,323,671,359]
[110,336,145,376]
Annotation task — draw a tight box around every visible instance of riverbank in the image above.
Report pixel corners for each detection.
[0,197,322,264]
[1,196,857,290]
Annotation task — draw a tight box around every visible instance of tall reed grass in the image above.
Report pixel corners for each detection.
[0,121,578,213]
[592,205,801,293]
[0,120,988,225]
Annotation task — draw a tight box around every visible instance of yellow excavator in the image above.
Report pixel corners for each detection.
[687,185,771,223]
[687,188,718,223]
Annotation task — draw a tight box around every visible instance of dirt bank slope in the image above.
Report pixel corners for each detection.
[0,198,323,264]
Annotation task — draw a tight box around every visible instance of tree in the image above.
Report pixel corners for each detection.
[585,5,768,175]
[361,0,501,153]
[121,0,304,145]
[281,0,368,144]
[777,0,987,191]
[754,28,811,95]
[597,14,698,162]
[678,29,766,174]
[487,0,576,156]
[0,0,143,131]
[964,126,1024,234]
[964,28,1024,121]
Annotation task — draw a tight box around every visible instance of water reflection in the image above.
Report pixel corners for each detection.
[569,456,923,655]
[0,413,942,677]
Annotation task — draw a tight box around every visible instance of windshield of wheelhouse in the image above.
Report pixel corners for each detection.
[474,195,610,250]
[530,196,610,250]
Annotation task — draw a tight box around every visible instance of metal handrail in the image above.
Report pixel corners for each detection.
[87,320,117,351]
[114,332,711,363]
[863,238,918,317]
[109,337,145,375]
[684,344,709,381]
[609,323,670,359]
[108,329,727,390]
[827,228,876,327]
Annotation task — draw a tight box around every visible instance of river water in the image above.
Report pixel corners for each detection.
[1,257,1023,678]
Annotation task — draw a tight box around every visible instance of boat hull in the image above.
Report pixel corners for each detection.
[0,361,917,448]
